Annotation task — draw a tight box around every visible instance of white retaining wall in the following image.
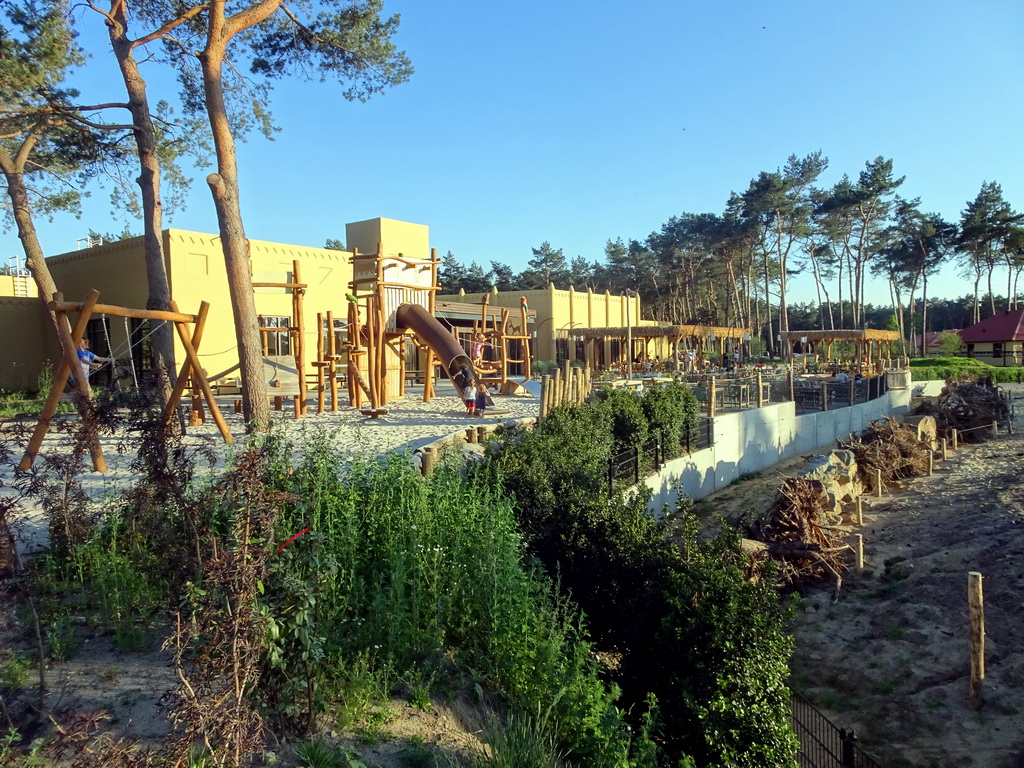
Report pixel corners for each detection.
[645,388,913,513]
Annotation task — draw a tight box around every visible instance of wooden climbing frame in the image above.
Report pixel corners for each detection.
[18,290,232,473]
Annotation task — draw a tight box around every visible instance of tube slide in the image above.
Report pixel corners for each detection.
[395,303,477,401]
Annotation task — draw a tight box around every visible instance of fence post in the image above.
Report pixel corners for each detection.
[820,382,829,411]
[968,571,985,710]
[634,446,640,485]
[787,368,795,402]
[849,379,855,405]
[756,371,764,408]
[840,728,857,768]
[708,380,717,417]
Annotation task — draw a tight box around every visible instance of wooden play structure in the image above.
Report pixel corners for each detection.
[464,294,532,394]
[203,260,311,421]
[345,244,479,415]
[18,290,231,473]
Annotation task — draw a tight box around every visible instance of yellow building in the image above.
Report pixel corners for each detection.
[0,217,697,393]
[441,284,642,366]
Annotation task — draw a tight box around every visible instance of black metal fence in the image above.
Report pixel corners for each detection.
[791,691,884,768]
[792,375,889,413]
[607,417,714,494]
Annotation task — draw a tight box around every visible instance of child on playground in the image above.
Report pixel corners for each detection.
[474,381,489,417]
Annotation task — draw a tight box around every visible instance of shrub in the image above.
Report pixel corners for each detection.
[489,408,798,767]
[594,386,648,455]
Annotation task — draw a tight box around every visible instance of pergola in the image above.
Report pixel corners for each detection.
[779,329,902,371]
[574,324,751,369]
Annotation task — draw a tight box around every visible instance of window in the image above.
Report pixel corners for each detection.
[261,315,292,356]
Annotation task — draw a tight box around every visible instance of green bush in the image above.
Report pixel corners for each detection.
[489,408,797,767]
[594,386,648,455]
[261,432,643,764]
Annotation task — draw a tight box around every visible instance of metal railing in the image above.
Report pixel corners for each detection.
[607,417,714,494]
[791,692,884,768]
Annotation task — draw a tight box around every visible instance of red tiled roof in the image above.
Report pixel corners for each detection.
[958,310,1024,343]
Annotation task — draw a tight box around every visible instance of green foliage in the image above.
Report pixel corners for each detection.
[935,331,964,356]
[909,355,1024,383]
[259,431,638,763]
[639,381,698,455]
[595,386,647,455]
[489,406,797,767]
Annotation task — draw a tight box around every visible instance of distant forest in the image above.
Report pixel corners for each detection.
[427,153,1023,356]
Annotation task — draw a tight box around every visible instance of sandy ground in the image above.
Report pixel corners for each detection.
[699,389,1024,768]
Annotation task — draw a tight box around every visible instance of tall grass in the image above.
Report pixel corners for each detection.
[260,431,649,765]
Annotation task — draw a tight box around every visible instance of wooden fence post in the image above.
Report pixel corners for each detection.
[709,381,717,417]
[968,571,985,710]
[756,371,764,408]
[941,437,948,461]
[875,469,883,497]
[856,497,863,525]
[991,420,999,439]
[855,534,864,571]
[952,429,959,450]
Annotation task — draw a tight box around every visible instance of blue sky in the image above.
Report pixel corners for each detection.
[4,0,1023,305]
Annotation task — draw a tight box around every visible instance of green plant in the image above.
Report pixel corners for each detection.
[47,615,79,661]
[0,652,31,691]
[295,739,344,768]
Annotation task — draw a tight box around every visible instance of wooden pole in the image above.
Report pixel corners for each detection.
[316,312,325,413]
[420,446,436,476]
[856,497,863,525]
[991,420,999,439]
[952,428,959,451]
[968,571,985,710]
[539,375,550,419]
[875,468,883,497]
[756,371,764,408]
[19,291,105,472]
[855,534,864,571]
[941,437,948,461]
[928,451,934,476]
[162,299,207,426]
[172,306,232,443]
[787,367,795,402]
[708,379,716,417]
[292,260,307,415]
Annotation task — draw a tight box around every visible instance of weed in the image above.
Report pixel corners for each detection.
[730,471,762,485]
[885,626,905,640]
[0,652,31,691]
[295,739,344,768]
[47,615,79,661]
[355,705,392,745]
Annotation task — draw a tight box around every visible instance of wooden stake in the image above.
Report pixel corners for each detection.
[941,437,948,461]
[968,571,985,710]
[991,420,999,439]
[420,446,436,476]
[928,451,934,476]
[875,469,883,497]
[539,375,550,419]
[952,429,959,450]
[855,534,864,571]
[856,497,863,525]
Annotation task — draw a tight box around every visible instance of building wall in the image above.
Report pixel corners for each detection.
[345,218,430,261]
[439,285,641,363]
[964,341,1024,367]
[0,274,37,298]
[0,298,55,391]
[42,230,356,387]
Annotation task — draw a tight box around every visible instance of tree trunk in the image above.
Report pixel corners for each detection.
[200,45,269,430]
[108,8,177,405]
[3,164,95,406]
[921,273,928,357]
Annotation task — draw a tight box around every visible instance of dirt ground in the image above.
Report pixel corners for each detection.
[698,391,1024,768]
[4,393,1024,767]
